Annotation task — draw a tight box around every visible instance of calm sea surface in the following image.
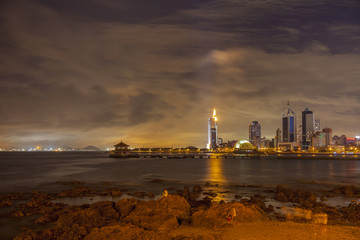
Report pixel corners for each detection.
[1,152,360,194]
[1,152,360,239]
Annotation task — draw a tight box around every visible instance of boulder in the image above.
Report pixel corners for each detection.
[192,202,266,229]
[57,207,115,232]
[115,198,139,219]
[123,194,191,231]
[193,185,203,193]
[90,201,119,219]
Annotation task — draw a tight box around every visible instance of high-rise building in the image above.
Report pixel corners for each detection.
[282,102,297,142]
[315,118,320,132]
[297,125,302,144]
[333,135,346,146]
[207,108,218,149]
[275,128,281,147]
[302,108,315,149]
[249,121,261,148]
[323,128,332,146]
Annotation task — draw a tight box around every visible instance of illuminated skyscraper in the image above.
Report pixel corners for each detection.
[249,121,261,148]
[275,128,281,147]
[315,118,320,132]
[207,109,218,149]
[282,102,297,142]
[302,108,315,149]
[323,128,332,146]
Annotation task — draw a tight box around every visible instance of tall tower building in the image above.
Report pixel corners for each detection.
[315,118,320,132]
[207,108,218,149]
[249,121,261,148]
[323,128,332,146]
[282,102,297,143]
[302,108,315,149]
[275,128,281,147]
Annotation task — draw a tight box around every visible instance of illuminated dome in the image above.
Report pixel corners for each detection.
[234,140,254,150]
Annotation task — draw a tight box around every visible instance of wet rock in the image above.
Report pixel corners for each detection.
[331,185,360,196]
[234,194,241,199]
[57,186,93,198]
[193,185,203,193]
[10,210,25,217]
[203,191,217,198]
[249,196,267,212]
[0,199,13,208]
[275,185,318,207]
[192,202,266,229]
[99,187,122,197]
[275,192,288,202]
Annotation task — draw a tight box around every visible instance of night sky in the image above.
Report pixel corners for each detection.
[1,0,360,149]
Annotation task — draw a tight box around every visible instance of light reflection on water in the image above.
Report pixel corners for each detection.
[206,157,226,184]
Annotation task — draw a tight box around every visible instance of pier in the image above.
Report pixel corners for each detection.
[109,152,261,159]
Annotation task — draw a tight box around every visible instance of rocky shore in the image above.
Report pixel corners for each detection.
[1,182,360,239]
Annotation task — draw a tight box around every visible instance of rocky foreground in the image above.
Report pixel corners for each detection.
[1,183,360,239]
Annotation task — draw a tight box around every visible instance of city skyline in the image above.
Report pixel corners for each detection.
[1,1,360,148]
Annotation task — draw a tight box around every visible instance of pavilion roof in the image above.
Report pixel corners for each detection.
[114,141,129,147]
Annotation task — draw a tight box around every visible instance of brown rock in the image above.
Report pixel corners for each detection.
[100,187,123,197]
[275,192,288,202]
[115,198,138,218]
[192,202,266,229]
[57,207,112,232]
[0,199,13,208]
[123,194,191,231]
[90,201,119,219]
[193,185,203,193]
[57,186,93,198]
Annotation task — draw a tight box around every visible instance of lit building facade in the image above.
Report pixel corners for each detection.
[302,108,315,149]
[282,102,297,143]
[275,128,281,147]
[249,121,261,148]
[207,109,218,149]
[323,128,332,146]
[315,118,320,132]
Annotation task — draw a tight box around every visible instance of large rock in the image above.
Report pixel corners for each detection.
[90,201,119,219]
[331,185,360,196]
[84,224,171,240]
[115,198,139,219]
[122,194,191,231]
[275,185,317,207]
[57,202,119,232]
[192,202,266,229]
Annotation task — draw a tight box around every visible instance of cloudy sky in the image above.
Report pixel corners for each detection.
[1,0,359,148]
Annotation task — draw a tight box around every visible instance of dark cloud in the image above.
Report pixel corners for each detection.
[0,78,124,129]
[0,0,359,148]
[127,90,172,126]
[32,0,213,23]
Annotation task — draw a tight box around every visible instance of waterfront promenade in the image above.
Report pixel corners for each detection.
[109,151,360,160]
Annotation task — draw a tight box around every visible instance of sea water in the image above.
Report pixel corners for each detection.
[1,152,360,194]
